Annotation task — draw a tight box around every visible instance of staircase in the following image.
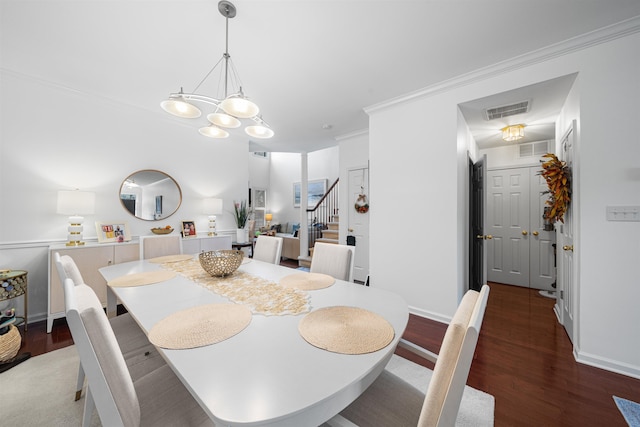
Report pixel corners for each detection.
[298,179,339,268]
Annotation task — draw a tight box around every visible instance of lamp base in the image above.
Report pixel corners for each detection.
[66,241,86,246]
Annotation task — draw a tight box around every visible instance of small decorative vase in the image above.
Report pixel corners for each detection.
[236,228,246,243]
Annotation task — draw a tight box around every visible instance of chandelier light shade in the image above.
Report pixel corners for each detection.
[160,1,273,140]
[57,190,96,246]
[199,125,229,138]
[501,124,525,142]
[246,125,275,139]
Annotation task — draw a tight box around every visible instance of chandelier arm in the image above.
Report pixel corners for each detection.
[192,55,226,94]
[171,93,223,107]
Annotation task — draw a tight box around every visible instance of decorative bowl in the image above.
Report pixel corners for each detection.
[199,250,244,277]
[151,227,174,235]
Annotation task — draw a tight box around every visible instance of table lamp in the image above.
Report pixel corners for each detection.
[265,213,273,229]
[203,198,223,236]
[57,190,96,246]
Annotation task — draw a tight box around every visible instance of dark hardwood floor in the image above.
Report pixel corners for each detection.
[12,274,640,426]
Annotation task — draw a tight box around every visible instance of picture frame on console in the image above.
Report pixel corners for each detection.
[95,221,131,243]
[181,220,196,237]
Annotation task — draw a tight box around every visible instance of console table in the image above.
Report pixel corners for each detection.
[48,241,139,333]
[0,270,27,331]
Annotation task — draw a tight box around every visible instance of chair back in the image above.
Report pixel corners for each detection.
[253,235,283,264]
[310,242,355,282]
[418,285,490,427]
[54,252,85,285]
[139,234,182,259]
[63,278,140,427]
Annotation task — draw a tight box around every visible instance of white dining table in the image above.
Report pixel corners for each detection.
[100,257,408,427]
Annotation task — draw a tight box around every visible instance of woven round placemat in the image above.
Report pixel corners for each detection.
[108,270,177,288]
[298,306,395,354]
[148,303,252,349]
[148,254,194,264]
[280,272,335,290]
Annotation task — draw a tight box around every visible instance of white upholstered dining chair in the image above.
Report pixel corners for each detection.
[139,234,182,260]
[252,235,283,264]
[54,252,164,402]
[326,285,490,427]
[63,278,214,427]
[310,242,355,282]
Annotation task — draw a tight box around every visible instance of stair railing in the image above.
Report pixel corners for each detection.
[306,178,339,249]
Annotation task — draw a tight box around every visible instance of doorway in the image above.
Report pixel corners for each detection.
[347,167,370,283]
[469,155,486,291]
[485,165,556,290]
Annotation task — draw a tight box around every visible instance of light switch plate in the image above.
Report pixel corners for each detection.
[606,206,640,222]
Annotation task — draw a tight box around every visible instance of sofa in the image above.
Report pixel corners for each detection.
[277,233,300,260]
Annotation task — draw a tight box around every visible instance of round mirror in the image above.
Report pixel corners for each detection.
[119,170,182,221]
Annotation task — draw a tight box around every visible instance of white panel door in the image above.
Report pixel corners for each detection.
[557,123,575,342]
[529,167,557,290]
[348,168,370,283]
[487,168,530,287]
[487,165,557,289]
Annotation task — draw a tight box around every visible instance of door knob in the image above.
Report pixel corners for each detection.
[522,230,528,236]
[563,245,574,251]
[476,235,493,240]
[532,231,539,236]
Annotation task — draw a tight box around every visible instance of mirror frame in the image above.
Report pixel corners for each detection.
[119,169,182,221]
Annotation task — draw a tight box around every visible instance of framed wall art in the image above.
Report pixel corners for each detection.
[293,179,327,208]
[96,221,131,243]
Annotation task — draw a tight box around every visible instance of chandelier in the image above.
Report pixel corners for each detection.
[501,124,525,142]
[160,1,273,139]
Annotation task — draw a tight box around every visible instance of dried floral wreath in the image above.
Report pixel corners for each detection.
[539,153,571,224]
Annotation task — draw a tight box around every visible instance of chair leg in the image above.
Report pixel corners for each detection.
[75,363,85,401]
[82,386,95,427]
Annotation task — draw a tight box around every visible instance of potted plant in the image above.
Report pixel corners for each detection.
[233,200,252,243]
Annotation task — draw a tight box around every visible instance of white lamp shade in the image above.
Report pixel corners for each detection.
[199,125,229,138]
[220,96,259,119]
[57,190,95,215]
[203,198,223,214]
[161,98,202,118]
[246,125,274,139]
[207,112,241,128]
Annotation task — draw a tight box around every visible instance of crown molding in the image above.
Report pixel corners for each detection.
[365,15,640,115]
[335,128,368,142]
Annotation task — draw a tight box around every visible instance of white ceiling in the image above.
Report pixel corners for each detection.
[2,0,640,153]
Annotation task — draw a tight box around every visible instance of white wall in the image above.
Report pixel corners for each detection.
[0,70,250,321]
[269,147,339,230]
[338,131,369,245]
[368,26,640,377]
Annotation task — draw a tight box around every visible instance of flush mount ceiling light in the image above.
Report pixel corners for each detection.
[160,1,273,139]
[501,124,525,142]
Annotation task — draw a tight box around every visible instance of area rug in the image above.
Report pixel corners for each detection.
[2,346,494,426]
[2,345,101,426]
[614,396,640,427]
[385,354,494,426]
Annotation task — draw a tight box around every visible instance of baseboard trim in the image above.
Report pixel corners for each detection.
[408,305,451,324]
[575,348,640,380]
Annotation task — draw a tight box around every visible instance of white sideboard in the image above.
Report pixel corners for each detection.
[181,234,232,254]
[47,235,231,333]
[47,241,140,333]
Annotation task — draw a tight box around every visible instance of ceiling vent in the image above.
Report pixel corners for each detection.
[485,100,530,120]
[519,141,551,158]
